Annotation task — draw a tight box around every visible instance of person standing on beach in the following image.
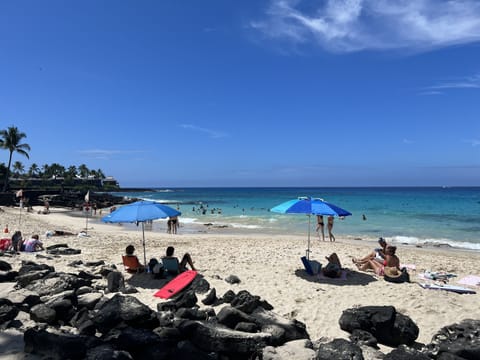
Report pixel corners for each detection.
[171,216,179,234]
[316,215,325,241]
[327,216,335,242]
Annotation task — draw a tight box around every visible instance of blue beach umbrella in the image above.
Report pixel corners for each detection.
[271,197,352,260]
[102,200,181,266]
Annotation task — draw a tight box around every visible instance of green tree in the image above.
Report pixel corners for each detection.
[49,163,65,178]
[96,168,105,179]
[41,164,50,179]
[28,163,39,177]
[78,164,89,178]
[12,161,24,177]
[0,126,31,192]
[67,165,77,178]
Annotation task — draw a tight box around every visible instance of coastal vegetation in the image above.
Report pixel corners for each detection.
[0,126,30,192]
[0,125,118,193]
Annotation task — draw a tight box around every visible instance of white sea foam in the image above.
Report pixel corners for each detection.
[392,235,480,251]
[178,217,197,224]
[229,223,262,229]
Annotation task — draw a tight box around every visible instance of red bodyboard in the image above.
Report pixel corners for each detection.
[154,270,198,299]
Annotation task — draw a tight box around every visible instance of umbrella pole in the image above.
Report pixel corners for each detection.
[307,214,311,260]
[142,222,147,267]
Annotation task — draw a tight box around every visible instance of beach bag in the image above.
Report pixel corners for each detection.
[148,258,159,272]
[384,267,410,283]
[153,263,165,279]
[148,258,165,279]
[0,238,11,251]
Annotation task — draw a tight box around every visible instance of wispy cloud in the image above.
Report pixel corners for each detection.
[180,124,228,139]
[421,73,480,94]
[463,139,480,147]
[252,0,480,53]
[418,90,443,96]
[78,149,146,160]
[403,138,413,144]
[427,73,480,90]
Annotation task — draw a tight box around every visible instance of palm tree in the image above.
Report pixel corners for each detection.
[96,168,106,179]
[49,163,65,178]
[41,164,50,179]
[78,164,89,178]
[0,126,31,192]
[28,163,39,178]
[13,161,24,177]
[67,165,78,178]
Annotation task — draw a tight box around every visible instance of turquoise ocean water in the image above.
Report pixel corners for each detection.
[109,187,480,251]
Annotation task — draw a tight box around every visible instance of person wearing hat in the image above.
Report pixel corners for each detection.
[352,237,388,267]
[383,265,410,283]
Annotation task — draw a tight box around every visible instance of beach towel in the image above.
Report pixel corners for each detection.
[457,275,480,287]
[418,283,476,294]
[318,269,348,280]
[418,271,457,281]
[400,264,416,272]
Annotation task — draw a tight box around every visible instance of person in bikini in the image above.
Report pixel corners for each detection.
[327,216,335,242]
[316,215,325,241]
[356,245,400,276]
[352,237,388,266]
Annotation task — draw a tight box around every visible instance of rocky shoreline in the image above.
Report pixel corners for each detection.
[0,250,478,359]
[0,190,134,209]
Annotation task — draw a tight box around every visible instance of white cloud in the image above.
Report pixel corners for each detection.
[180,124,228,139]
[253,0,480,52]
[403,138,413,144]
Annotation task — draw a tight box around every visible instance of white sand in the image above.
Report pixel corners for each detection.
[1,205,479,356]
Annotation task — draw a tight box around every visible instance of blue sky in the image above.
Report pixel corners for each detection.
[1,0,479,187]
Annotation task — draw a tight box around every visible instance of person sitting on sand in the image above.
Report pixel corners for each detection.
[352,237,388,267]
[24,235,44,252]
[124,245,145,272]
[322,252,343,278]
[11,231,23,252]
[163,246,196,272]
[356,245,400,276]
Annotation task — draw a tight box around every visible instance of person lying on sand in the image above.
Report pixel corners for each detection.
[45,230,75,237]
[322,252,343,278]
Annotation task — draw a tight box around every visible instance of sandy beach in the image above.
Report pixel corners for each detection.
[1,205,480,357]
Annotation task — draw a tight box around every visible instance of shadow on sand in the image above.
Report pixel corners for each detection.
[126,272,206,292]
[294,268,377,286]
